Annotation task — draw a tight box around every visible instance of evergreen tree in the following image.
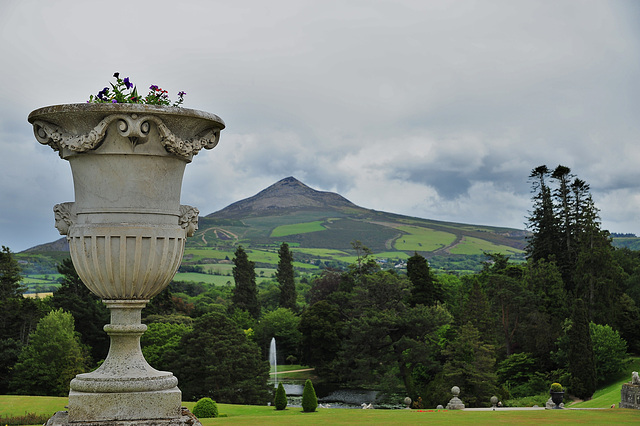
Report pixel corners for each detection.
[275,382,287,410]
[301,379,318,412]
[51,258,110,363]
[9,309,90,396]
[442,322,497,407]
[481,254,530,356]
[276,242,297,310]
[526,166,558,262]
[231,246,260,319]
[0,246,25,300]
[407,252,441,306]
[458,277,494,342]
[567,299,596,400]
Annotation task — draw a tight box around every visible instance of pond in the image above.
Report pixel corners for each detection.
[269,379,403,409]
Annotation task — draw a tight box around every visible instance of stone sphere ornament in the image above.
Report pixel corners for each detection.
[31,103,224,425]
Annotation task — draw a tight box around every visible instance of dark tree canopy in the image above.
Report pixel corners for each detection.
[407,252,441,306]
[276,242,296,310]
[567,299,596,400]
[0,246,25,300]
[166,312,271,404]
[231,246,260,319]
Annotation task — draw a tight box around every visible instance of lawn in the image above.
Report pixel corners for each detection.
[2,395,639,426]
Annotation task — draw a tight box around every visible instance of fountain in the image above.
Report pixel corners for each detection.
[269,337,277,387]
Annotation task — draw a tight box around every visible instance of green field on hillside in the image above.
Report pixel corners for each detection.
[394,225,457,252]
[271,221,327,237]
[448,236,524,255]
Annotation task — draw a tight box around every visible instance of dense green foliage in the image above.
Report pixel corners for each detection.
[589,322,628,385]
[165,312,271,404]
[50,258,109,363]
[253,308,301,364]
[192,397,219,418]
[1,246,25,299]
[274,382,287,410]
[9,309,89,396]
[301,379,318,413]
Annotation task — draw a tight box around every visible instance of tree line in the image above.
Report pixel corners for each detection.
[1,165,639,406]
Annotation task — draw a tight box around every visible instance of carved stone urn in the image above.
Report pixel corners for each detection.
[29,103,224,424]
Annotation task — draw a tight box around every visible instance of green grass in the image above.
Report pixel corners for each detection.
[394,225,457,252]
[2,395,639,426]
[569,357,640,409]
[448,237,524,255]
[271,221,327,237]
[1,395,68,418]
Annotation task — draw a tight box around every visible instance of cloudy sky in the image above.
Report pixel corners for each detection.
[1,0,640,252]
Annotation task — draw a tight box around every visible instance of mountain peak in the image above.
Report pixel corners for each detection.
[208,177,361,218]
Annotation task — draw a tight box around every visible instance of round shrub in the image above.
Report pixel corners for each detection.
[301,379,318,413]
[192,397,219,418]
[550,383,563,393]
[275,382,288,410]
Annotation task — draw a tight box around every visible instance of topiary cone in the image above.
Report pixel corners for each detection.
[275,382,288,410]
[302,379,318,413]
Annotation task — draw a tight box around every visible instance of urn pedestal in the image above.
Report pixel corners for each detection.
[29,103,224,425]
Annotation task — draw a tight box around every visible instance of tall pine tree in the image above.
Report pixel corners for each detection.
[277,242,297,310]
[231,246,260,319]
[526,166,558,262]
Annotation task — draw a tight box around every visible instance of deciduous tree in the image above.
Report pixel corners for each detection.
[9,309,90,396]
[166,312,270,404]
[51,258,110,363]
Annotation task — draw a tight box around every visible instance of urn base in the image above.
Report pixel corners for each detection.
[45,405,201,426]
[67,388,183,422]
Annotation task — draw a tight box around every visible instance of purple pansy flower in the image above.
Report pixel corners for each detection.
[124,77,132,89]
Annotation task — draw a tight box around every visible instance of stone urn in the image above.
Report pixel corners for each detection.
[29,103,224,424]
[550,391,564,409]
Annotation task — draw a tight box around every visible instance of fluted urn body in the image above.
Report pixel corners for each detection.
[29,103,224,424]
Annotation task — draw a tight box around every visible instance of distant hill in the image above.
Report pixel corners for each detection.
[210,176,366,218]
[24,237,69,253]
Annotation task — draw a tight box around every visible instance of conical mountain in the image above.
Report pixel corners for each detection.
[208,176,364,218]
